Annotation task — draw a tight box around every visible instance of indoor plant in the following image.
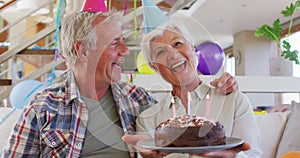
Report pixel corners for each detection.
[255,0,300,65]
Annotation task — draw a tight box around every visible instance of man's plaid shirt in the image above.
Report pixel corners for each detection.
[3,72,157,158]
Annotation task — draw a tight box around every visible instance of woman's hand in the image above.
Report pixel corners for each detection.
[210,72,238,95]
[190,142,251,158]
[122,134,169,158]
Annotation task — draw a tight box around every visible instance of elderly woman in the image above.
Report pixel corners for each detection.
[131,23,262,158]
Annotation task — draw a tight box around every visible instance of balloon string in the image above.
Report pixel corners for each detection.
[121,0,129,31]
[46,67,71,82]
[133,0,137,39]
[0,82,45,124]
[49,0,66,85]
[123,0,129,15]
[125,72,137,83]
[0,108,16,125]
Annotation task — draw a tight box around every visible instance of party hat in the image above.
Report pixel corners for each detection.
[142,0,169,33]
[81,0,107,12]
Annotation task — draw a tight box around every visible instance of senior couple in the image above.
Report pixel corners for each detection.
[3,10,261,158]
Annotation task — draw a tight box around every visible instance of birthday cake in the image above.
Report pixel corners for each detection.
[154,115,226,147]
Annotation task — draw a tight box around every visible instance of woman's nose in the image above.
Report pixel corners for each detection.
[166,47,180,60]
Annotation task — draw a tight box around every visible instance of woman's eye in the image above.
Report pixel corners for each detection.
[156,50,165,57]
[174,41,183,47]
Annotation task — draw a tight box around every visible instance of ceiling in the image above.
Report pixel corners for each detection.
[168,0,300,49]
[2,0,300,50]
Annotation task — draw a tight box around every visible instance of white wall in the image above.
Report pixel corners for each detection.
[233,30,276,107]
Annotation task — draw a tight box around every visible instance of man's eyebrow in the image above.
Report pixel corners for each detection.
[113,35,124,41]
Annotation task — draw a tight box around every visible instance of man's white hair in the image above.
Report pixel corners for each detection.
[59,10,121,68]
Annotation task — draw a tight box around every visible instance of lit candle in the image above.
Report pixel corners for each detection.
[171,98,176,119]
[188,92,192,118]
[205,93,211,118]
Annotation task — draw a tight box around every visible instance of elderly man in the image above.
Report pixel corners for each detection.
[3,11,238,158]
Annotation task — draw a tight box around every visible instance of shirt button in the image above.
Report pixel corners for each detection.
[77,143,82,147]
[52,142,56,146]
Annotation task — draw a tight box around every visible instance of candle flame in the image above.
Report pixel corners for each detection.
[188,92,192,102]
[188,92,192,118]
[206,94,210,99]
[171,97,175,104]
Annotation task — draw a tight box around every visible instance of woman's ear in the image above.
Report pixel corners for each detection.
[149,62,158,72]
[74,41,88,62]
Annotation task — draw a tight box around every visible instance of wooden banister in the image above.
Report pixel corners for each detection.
[0,0,16,11]
[0,79,12,86]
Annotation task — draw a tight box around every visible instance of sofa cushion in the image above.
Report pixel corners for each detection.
[276,101,300,157]
[256,111,290,158]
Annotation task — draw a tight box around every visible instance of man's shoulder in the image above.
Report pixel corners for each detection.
[29,81,69,112]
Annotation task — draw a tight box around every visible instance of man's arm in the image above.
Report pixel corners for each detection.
[3,106,40,157]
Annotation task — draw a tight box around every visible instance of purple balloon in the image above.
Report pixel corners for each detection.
[196,41,225,75]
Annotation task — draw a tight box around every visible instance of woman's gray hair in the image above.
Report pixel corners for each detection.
[141,23,194,64]
[59,10,120,68]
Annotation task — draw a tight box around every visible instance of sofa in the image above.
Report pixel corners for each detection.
[0,101,299,157]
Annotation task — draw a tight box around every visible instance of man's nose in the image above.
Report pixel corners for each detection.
[119,42,130,56]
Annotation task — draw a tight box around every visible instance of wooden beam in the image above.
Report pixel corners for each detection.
[17,49,55,56]
[107,0,171,11]
[0,46,8,55]
[0,58,65,101]
[0,22,56,64]
[281,23,300,39]
[0,0,16,11]
[20,57,64,81]
[224,46,234,58]
[0,79,12,86]
[107,0,142,11]
[0,20,8,42]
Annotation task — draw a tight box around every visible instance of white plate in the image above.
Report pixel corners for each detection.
[137,137,244,153]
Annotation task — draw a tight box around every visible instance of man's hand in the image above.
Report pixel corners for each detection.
[191,142,251,158]
[210,72,238,95]
[122,134,169,158]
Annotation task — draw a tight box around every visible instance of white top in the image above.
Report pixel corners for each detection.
[136,82,262,158]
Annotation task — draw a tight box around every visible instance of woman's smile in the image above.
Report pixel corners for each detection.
[171,60,187,72]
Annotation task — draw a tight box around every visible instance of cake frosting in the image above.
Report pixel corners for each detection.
[155,115,226,147]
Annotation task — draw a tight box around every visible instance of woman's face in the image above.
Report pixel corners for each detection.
[150,29,199,86]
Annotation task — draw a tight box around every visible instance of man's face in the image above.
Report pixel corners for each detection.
[88,16,129,85]
[150,29,198,86]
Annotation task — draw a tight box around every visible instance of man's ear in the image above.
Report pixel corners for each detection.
[74,41,88,62]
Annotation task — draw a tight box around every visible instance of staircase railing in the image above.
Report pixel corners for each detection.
[0,22,56,64]
[0,0,62,107]
[0,0,16,11]
[0,0,53,35]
